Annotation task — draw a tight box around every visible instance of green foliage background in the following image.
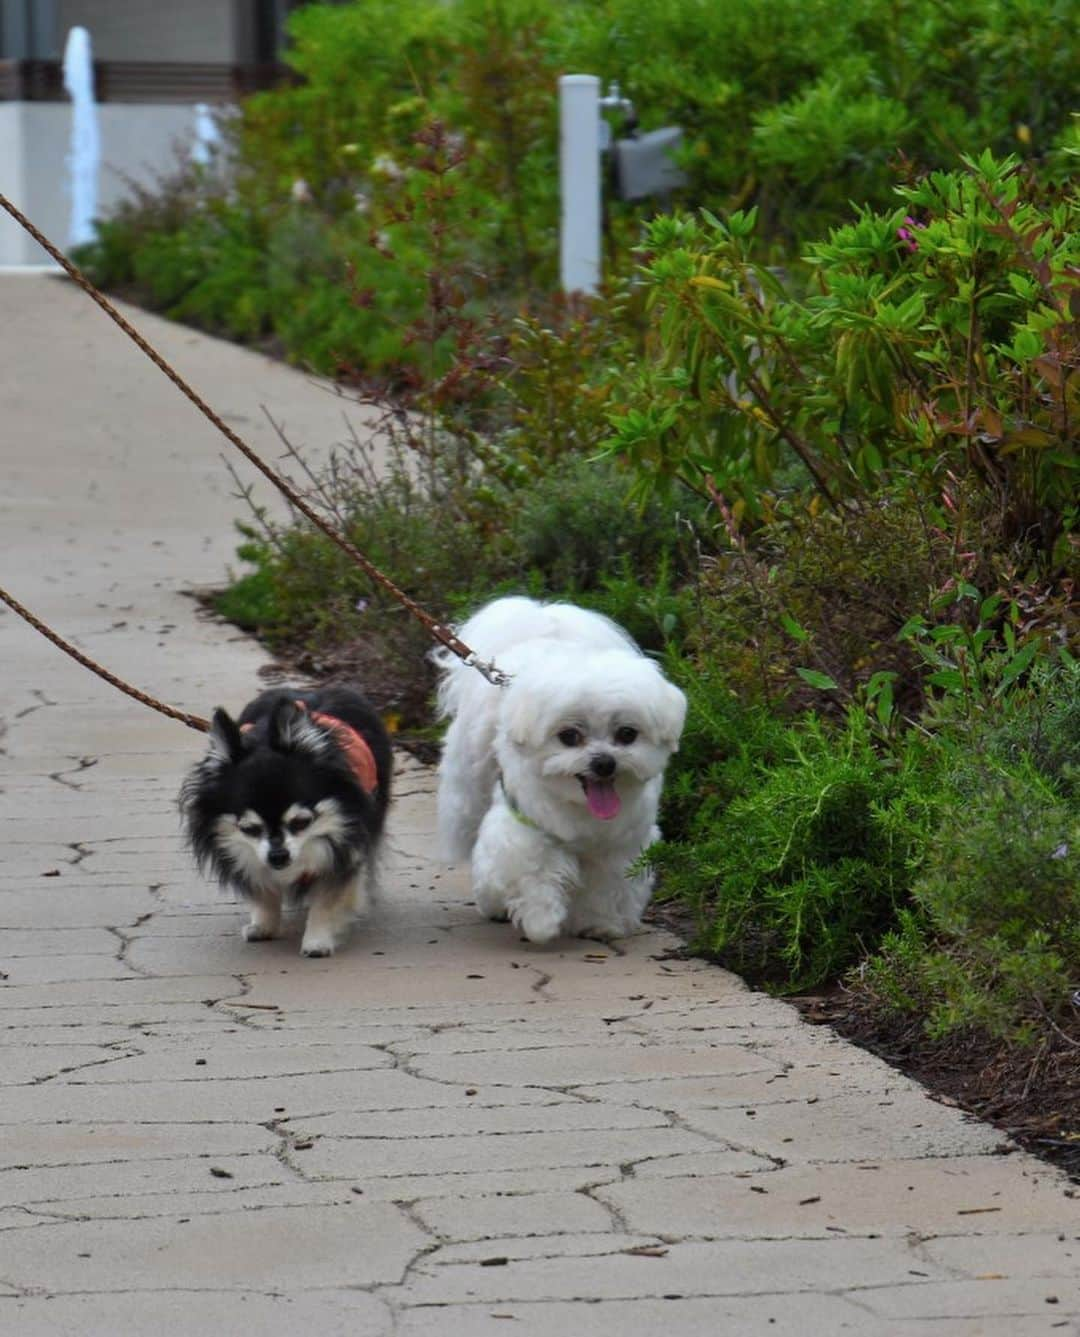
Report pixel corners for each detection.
[77,0,1080,376]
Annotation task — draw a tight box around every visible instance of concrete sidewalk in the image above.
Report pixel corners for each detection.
[1,274,1076,1335]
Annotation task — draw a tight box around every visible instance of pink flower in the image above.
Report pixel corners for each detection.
[897,215,924,253]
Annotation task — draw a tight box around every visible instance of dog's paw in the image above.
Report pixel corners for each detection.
[514,906,564,946]
[300,937,335,958]
[242,922,278,943]
[575,918,640,943]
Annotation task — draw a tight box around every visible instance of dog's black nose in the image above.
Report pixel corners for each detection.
[589,753,616,779]
[267,846,291,870]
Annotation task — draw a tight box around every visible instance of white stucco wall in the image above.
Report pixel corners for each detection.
[0,100,220,265]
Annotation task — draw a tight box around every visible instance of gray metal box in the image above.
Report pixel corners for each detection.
[613,127,688,201]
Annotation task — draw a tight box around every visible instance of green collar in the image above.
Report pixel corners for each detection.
[500,779,549,836]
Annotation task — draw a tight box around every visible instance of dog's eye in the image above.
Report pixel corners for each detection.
[614,726,639,746]
[557,727,584,747]
[287,814,313,835]
[239,821,263,838]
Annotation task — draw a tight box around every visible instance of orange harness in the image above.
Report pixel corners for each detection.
[304,706,379,795]
[242,702,379,795]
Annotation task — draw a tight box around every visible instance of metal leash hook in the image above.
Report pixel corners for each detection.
[0,191,510,691]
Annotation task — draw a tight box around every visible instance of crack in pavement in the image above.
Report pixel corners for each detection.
[47,756,99,791]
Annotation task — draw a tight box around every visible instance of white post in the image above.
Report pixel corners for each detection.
[61,26,99,249]
[192,103,220,167]
[560,74,601,296]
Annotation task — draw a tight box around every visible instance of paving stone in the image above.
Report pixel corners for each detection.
[0,1202,425,1292]
[411,1190,615,1241]
[403,1235,958,1305]
[683,1087,1006,1163]
[570,1066,954,1110]
[854,1278,1080,1322]
[598,1156,1075,1240]
[324,1164,627,1202]
[395,1293,888,1337]
[922,1230,1080,1279]
[0,1151,292,1209]
[0,955,137,987]
[297,1124,727,1183]
[0,1042,138,1086]
[0,928,120,957]
[68,1040,395,1084]
[290,1099,670,1142]
[407,1043,783,1089]
[1,974,242,1011]
[0,1122,277,1170]
[0,1288,392,1336]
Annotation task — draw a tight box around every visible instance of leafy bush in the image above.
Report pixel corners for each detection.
[651,675,934,991]
[77,2,1080,376]
[609,154,1080,566]
[861,657,1080,1042]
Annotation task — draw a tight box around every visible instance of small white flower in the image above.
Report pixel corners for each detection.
[354,191,370,214]
[290,178,312,204]
[371,153,403,180]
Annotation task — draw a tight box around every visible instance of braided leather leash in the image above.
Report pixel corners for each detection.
[0,583,210,733]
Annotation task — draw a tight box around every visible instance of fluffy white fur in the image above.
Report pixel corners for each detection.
[436,597,687,944]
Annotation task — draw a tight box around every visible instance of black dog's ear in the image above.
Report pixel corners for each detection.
[269,698,326,758]
[208,708,245,764]
[268,698,304,752]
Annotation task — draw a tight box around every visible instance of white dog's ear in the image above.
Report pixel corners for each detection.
[652,679,688,751]
[499,681,547,751]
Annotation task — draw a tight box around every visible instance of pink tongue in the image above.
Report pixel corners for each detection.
[584,778,621,820]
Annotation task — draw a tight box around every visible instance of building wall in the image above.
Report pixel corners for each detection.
[54,0,237,62]
[0,100,210,265]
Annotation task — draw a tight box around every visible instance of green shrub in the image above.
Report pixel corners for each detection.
[609,154,1080,565]
[862,657,1080,1042]
[508,455,698,595]
[651,687,934,991]
[868,776,1079,1042]
[78,2,1080,377]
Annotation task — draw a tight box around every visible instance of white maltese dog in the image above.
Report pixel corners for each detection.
[435,597,687,944]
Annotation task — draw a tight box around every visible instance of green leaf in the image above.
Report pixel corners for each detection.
[796,667,839,691]
[1010,328,1042,361]
[781,613,810,642]
[993,641,1040,697]
[926,668,965,694]
[875,680,894,728]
